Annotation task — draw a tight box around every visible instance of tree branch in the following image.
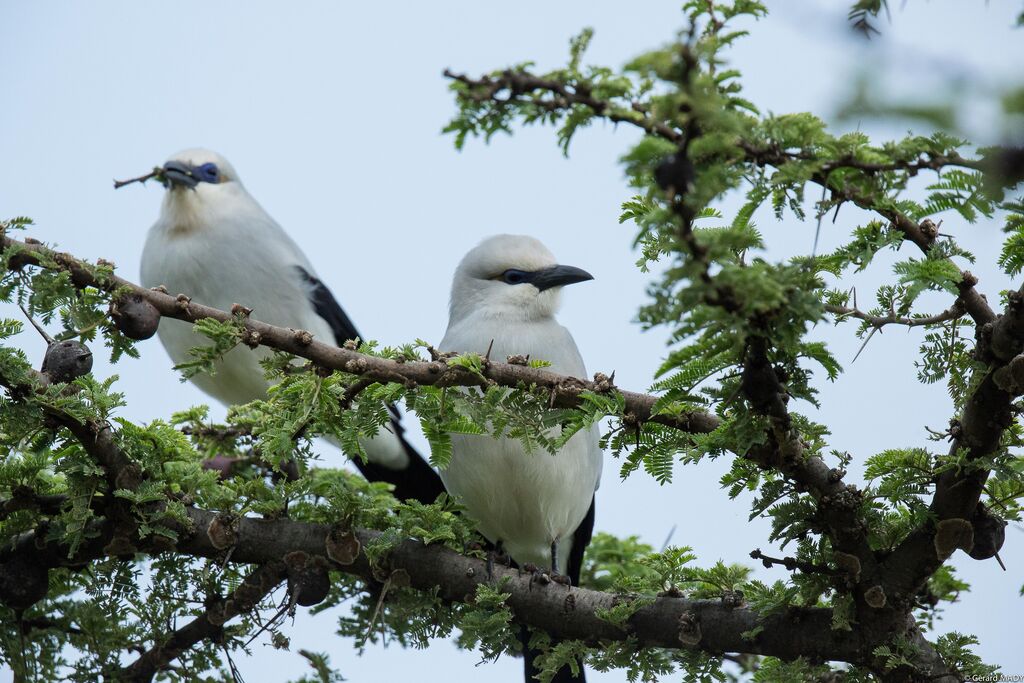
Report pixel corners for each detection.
[441,67,998,329]
[824,301,966,330]
[5,503,870,665]
[444,69,684,144]
[117,562,288,683]
[0,231,719,436]
[882,285,1024,599]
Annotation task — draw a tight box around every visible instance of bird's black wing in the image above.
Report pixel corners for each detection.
[295,266,398,421]
[294,266,446,505]
[295,266,363,349]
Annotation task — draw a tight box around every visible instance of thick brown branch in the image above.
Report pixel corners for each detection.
[740,338,877,577]
[882,286,1024,599]
[0,487,67,521]
[117,562,287,682]
[0,231,719,436]
[7,505,869,664]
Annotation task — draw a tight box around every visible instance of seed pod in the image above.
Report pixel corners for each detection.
[654,153,695,193]
[110,294,161,340]
[285,552,331,606]
[0,551,50,611]
[968,505,1007,561]
[41,339,93,383]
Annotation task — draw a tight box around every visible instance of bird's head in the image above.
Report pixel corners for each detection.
[449,234,593,322]
[155,149,245,232]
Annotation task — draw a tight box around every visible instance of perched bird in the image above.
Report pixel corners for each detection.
[439,234,601,682]
[139,148,444,504]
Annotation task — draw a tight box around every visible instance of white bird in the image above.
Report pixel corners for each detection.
[439,234,601,579]
[139,148,444,504]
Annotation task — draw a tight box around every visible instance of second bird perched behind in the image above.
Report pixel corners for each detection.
[137,148,444,504]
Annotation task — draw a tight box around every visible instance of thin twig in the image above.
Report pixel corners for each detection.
[113,168,163,190]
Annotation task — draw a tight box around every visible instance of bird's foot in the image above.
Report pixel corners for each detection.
[485,542,509,582]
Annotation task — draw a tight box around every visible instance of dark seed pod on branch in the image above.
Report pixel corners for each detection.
[110,294,161,340]
[654,153,695,194]
[968,504,1007,561]
[41,339,93,383]
[285,551,331,606]
[0,551,50,611]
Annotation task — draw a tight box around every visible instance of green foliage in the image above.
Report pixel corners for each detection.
[2,1,1019,680]
[933,633,1000,680]
[453,582,519,662]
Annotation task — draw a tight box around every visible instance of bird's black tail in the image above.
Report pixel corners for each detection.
[521,497,595,682]
[521,624,587,682]
[349,416,447,505]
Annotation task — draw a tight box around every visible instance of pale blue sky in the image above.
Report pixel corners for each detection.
[1,2,1021,680]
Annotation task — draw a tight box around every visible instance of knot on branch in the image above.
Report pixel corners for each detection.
[721,590,744,608]
[103,535,139,558]
[918,218,939,241]
[677,610,702,647]
[833,552,862,582]
[230,303,253,318]
[506,354,529,366]
[933,518,974,561]
[592,371,616,393]
[325,526,361,565]
[241,328,262,348]
[992,353,1024,394]
[115,462,143,492]
[344,358,369,374]
[292,329,314,346]
[863,585,887,609]
[207,513,240,550]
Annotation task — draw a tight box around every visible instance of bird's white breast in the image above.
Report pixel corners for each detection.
[139,188,410,469]
[141,191,331,406]
[439,315,602,572]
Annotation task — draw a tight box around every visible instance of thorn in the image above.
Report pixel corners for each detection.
[851,326,878,363]
[812,184,826,258]
[995,552,1006,571]
[17,302,53,344]
[484,339,494,363]
[660,524,677,552]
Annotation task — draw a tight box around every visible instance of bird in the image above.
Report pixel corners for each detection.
[138,148,445,505]
[438,234,601,682]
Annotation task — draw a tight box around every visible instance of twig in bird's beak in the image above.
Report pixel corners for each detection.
[113,167,165,190]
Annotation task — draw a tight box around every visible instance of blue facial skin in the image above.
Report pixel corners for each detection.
[499,265,594,291]
[195,163,220,184]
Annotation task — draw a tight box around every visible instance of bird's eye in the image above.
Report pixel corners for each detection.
[197,163,220,183]
[501,269,529,285]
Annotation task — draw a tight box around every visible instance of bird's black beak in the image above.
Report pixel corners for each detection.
[161,160,199,189]
[530,264,594,292]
